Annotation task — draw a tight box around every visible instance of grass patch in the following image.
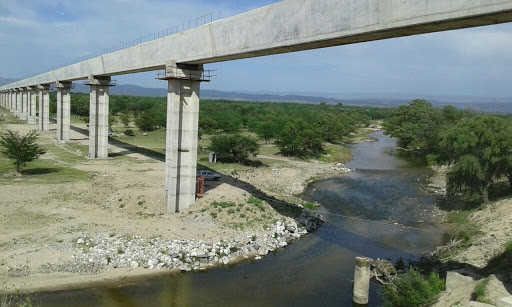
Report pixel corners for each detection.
[211,201,236,209]
[113,128,166,153]
[303,202,319,210]
[472,278,491,304]
[320,143,352,163]
[247,196,266,211]
[444,210,481,246]
[0,153,89,184]
[383,268,444,307]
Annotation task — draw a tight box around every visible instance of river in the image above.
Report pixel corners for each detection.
[31,131,444,306]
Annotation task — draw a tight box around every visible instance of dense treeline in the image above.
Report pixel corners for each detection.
[65,93,391,158]
[384,100,512,204]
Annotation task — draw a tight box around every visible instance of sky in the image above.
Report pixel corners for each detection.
[1,0,512,98]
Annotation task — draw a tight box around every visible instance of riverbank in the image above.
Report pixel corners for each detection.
[0,115,376,294]
[421,165,512,306]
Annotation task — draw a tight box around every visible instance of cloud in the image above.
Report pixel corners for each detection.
[1,0,511,98]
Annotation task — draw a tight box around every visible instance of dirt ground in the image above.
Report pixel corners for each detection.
[0,117,350,292]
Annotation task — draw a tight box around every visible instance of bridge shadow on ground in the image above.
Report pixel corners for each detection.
[69,124,302,219]
[415,248,512,295]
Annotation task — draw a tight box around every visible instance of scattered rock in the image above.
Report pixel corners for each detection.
[61,218,316,274]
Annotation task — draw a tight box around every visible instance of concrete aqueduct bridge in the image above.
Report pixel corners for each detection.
[1,0,512,213]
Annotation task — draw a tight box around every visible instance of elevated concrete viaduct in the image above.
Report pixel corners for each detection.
[1,0,512,213]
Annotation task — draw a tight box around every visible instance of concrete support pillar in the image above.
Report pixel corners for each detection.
[11,91,15,112]
[162,63,204,213]
[56,81,72,143]
[37,84,51,131]
[87,76,112,159]
[353,257,371,305]
[28,88,37,125]
[16,90,22,118]
[21,89,28,121]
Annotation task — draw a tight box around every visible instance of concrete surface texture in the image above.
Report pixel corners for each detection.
[28,88,37,125]
[88,77,111,159]
[353,257,371,305]
[165,64,202,213]
[1,0,512,90]
[56,82,72,142]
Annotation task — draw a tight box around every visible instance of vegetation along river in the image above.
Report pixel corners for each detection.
[32,131,444,306]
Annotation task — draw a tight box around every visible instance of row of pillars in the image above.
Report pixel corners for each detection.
[0,63,203,214]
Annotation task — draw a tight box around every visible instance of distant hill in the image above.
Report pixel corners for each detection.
[2,77,511,114]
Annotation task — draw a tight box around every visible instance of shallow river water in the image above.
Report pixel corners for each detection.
[32,131,444,307]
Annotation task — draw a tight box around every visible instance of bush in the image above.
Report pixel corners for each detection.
[383,268,444,307]
[445,211,481,246]
[135,112,160,132]
[124,129,135,136]
[209,134,259,163]
[0,130,45,174]
[472,278,491,303]
[276,120,324,158]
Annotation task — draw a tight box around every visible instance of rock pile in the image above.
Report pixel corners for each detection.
[70,217,321,273]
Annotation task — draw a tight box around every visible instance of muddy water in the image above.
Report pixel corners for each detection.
[31,131,444,307]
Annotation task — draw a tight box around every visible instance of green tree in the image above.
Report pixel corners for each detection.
[276,120,324,158]
[209,134,259,163]
[0,130,46,174]
[135,111,159,132]
[438,116,512,203]
[120,112,132,128]
[384,100,443,162]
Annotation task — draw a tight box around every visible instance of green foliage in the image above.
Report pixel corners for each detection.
[276,120,324,158]
[472,278,491,304]
[303,202,318,210]
[439,116,512,203]
[211,201,236,209]
[247,196,265,211]
[385,100,512,205]
[119,112,132,127]
[124,129,135,136]
[0,130,45,173]
[506,240,512,254]
[209,134,259,163]
[383,268,444,307]
[445,211,481,245]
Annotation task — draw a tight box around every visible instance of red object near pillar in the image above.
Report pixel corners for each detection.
[196,176,205,198]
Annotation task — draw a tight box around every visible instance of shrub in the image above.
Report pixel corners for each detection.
[472,278,491,303]
[0,130,45,174]
[445,211,481,246]
[209,134,259,163]
[383,268,444,307]
[124,129,135,136]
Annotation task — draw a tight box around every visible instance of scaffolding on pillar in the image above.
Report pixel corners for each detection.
[156,66,214,82]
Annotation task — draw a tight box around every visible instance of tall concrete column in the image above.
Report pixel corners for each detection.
[87,76,112,159]
[55,81,72,142]
[28,88,37,125]
[11,91,15,112]
[162,63,204,213]
[16,90,22,118]
[37,84,50,131]
[21,89,28,121]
